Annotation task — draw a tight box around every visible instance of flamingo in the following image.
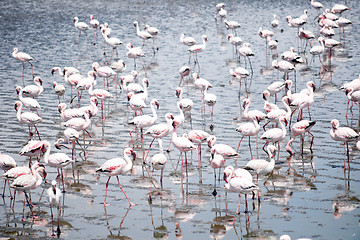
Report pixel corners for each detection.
[188,35,207,71]
[43,140,74,192]
[10,162,46,221]
[180,33,197,46]
[16,86,41,115]
[224,170,259,224]
[272,60,296,80]
[73,17,90,44]
[101,28,123,63]
[96,147,136,206]
[188,129,210,168]
[323,8,339,21]
[176,87,194,120]
[271,15,279,29]
[281,47,304,64]
[229,67,250,81]
[331,4,350,14]
[236,116,261,159]
[258,27,274,55]
[207,135,239,160]
[22,77,43,98]
[120,70,138,87]
[321,37,342,69]
[19,140,48,167]
[110,60,127,74]
[218,7,227,21]
[345,87,360,118]
[243,145,277,183]
[330,119,359,169]
[173,101,185,129]
[238,43,255,72]
[299,28,315,51]
[286,120,316,156]
[14,101,43,139]
[125,78,149,94]
[62,128,87,160]
[88,84,112,121]
[262,90,280,113]
[214,3,226,21]
[228,34,242,56]
[58,103,85,122]
[267,36,278,56]
[144,113,174,162]
[339,75,360,93]
[204,83,217,129]
[53,81,65,103]
[260,117,287,153]
[80,96,99,119]
[0,153,16,198]
[89,15,99,45]
[178,65,191,87]
[309,37,326,72]
[289,81,315,120]
[311,0,323,11]
[126,43,145,70]
[47,180,62,236]
[128,99,159,147]
[76,71,97,106]
[144,24,159,51]
[263,96,291,130]
[267,81,286,102]
[210,153,225,196]
[92,61,116,88]
[133,21,154,52]
[223,166,253,182]
[319,25,335,38]
[62,112,92,140]
[127,92,146,116]
[151,139,167,187]
[242,98,266,122]
[12,47,34,85]
[224,20,241,35]
[64,72,83,100]
[100,23,112,54]
[171,121,197,181]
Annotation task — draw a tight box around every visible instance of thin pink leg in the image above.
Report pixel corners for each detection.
[116,176,134,206]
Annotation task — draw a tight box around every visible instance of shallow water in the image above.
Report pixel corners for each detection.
[0,0,359,239]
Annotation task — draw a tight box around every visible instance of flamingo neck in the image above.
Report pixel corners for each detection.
[150,102,157,120]
[282,98,291,116]
[279,119,287,137]
[43,143,51,165]
[16,102,23,122]
[123,150,133,171]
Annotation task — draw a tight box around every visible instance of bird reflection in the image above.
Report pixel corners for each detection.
[103,205,131,238]
[150,198,169,239]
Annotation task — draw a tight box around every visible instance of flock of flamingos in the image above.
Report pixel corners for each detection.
[0,0,357,238]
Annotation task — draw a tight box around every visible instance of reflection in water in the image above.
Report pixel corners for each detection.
[104,206,131,239]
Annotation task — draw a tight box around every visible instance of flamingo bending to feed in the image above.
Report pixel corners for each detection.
[260,117,287,153]
[22,77,43,98]
[47,180,62,236]
[12,48,34,85]
[178,65,191,86]
[286,120,316,156]
[128,99,159,148]
[207,135,239,160]
[0,153,16,198]
[243,145,277,183]
[73,17,90,44]
[96,148,136,206]
[53,81,65,103]
[43,140,74,192]
[330,119,359,169]
[236,116,261,159]
[171,121,197,182]
[180,33,196,46]
[10,162,46,221]
[187,130,210,168]
[15,101,43,140]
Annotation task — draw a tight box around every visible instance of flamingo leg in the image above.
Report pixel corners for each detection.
[236,136,244,152]
[103,176,111,206]
[248,136,253,159]
[144,138,155,164]
[116,176,134,206]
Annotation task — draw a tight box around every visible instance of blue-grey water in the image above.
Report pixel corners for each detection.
[0,0,359,239]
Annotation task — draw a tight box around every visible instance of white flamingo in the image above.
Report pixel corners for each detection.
[12,47,34,84]
[14,101,42,139]
[73,17,90,43]
[22,77,43,98]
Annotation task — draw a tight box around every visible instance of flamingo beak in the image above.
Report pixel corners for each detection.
[223,173,228,183]
[146,80,149,88]
[14,103,18,111]
[262,93,266,100]
[131,151,136,160]
[242,101,247,109]
[38,78,43,85]
[155,102,159,109]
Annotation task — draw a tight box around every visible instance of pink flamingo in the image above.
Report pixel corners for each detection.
[58,103,86,122]
[19,140,48,167]
[180,33,197,46]
[272,60,296,81]
[171,121,197,182]
[53,81,65,103]
[22,77,43,98]
[260,117,287,153]
[0,153,16,198]
[210,153,225,196]
[262,90,279,113]
[43,140,74,192]
[286,120,316,156]
[92,62,116,88]
[62,112,91,138]
[243,145,277,183]
[187,130,210,168]
[126,43,145,70]
[188,35,208,71]
[62,128,87,160]
[76,71,97,106]
[151,139,167,187]
[89,15,99,45]
[224,20,241,35]
[96,148,136,206]
[14,101,43,140]
[73,17,90,44]
[310,37,327,72]
[10,162,46,221]
[330,119,359,169]
[207,135,239,160]
[242,98,266,122]
[88,84,113,121]
[127,92,146,116]
[236,116,261,159]
[178,65,191,87]
[144,24,159,51]
[267,81,286,102]
[133,21,154,53]
[16,86,41,115]
[345,87,360,118]
[101,28,123,63]
[263,96,291,130]
[12,48,34,85]
[80,97,99,119]
[204,83,217,129]
[288,81,315,120]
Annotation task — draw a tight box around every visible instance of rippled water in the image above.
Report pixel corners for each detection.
[0,0,359,239]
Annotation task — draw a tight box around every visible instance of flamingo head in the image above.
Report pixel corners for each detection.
[345,88,352,95]
[308,81,316,91]
[172,120,180,129]
[55,138,65,150]
[227,34,233,41]
[151,99,159,109]
[272,60,278,69]
[207,135,216,148]
[267,145,277,158]
[284,80,292,90]
[58,103,66,113]
[286,16,291,23]
[331,119,339,130]
[131,70,138,78]
[34,77,42,85]
[281,117,288,126]
[262,90,269,100]
[14,101,21,111]
[202,35,208,42]
[242,98,250,109]
[143,78,149,88]
[286,143,294,156]
[91,62,99,71]
[127,92,133,101]
[133,21,138,28]
[175,87,182,98]
[74,17,78,23]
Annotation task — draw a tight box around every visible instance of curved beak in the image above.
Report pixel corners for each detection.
[131,151,136,160]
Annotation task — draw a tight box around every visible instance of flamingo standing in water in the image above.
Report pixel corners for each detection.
[128,99,159,149]
[187,130,210,168]
[243,145,277,183]
[345,87,360,118]
[101,27,123,64]
[207,135,239,160]
[16,86,41,115]
[126,43,145,70]
[330,119,359,169]
[171,121,197,182]
[92,62,116,88]
[0,153,16,198]
[22,77,43,98]
[242,98,266,122]
[89,15,99,45]
[47,180,62,236]
[73,17,90,44]
[53,81,65,103]
[10,162,46,221]
[178,65,191,87]
[133,21,154,52]
[176,87,194,123]
[236,116,261,159]
[224,20,241,35]
[188,35,208,72]
[286,120,316,156]
[210,153,225,196]
[63,112,92,141]
[204,82,217,129]
[14,101,43,140]
[96,147,136,206]
[272,60,296,81]
[62,128,87,160]
[310,37,327,72]
[88,84,112,121]
[12,47,34,85]
[144,24,159,51]
[260,117,287,153]
[19,140,48,167]
[180,33,197,46]
[151,139,167,187]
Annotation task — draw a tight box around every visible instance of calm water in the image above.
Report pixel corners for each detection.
[0,0,359,239]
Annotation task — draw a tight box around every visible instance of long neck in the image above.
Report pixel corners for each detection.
[88,84,94,96]
[201,38,206,49]
[150,102,157,119]
[179,90,183,101]
[278,119,287,137]
[243,102,249,117]
[123,151,133,171]
[18,88,24,102]
[16,102,23,122]
[282,98,291,115]
[307,84,314,98]
[252,117,260,130]
[177,103,184,120]
[142,81,148,99]
[158,139,164,154]
[135,23,141,35]
[44,143,51,164]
